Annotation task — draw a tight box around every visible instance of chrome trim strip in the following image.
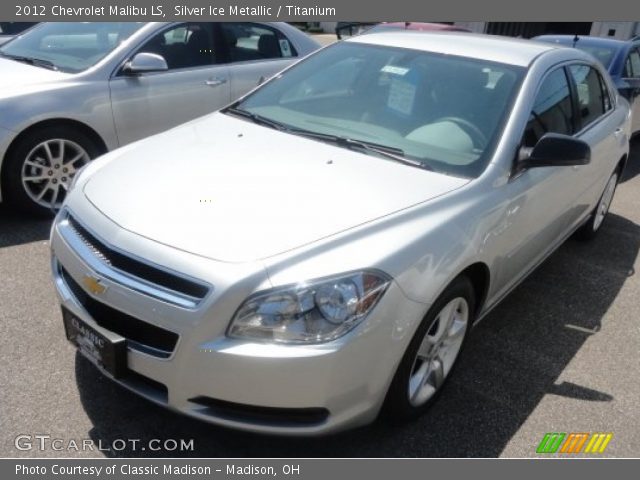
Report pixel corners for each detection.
[57,216,202,309]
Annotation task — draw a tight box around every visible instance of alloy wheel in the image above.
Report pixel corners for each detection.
[21,138,90,210]
[408,296,469,407]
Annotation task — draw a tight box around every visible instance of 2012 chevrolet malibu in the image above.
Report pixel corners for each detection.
[50,32,631,435]
[0,21,319,214]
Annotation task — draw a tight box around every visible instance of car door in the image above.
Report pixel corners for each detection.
[492,67,584,296]
[218,23,299,101]
[622,47,640,134]
[109,23,231,146]
[566,64,621,208]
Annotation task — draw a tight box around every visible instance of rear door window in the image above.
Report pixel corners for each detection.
[220,23,296,62]
[137,23,217,70]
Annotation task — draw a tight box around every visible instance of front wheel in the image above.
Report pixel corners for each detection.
[575,170,619,241]
[382,276,475,420]
[2,126,101,216]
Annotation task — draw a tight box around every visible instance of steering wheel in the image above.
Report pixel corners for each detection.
[433,116,488,149]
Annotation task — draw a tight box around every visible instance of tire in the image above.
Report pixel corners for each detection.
[2,126,102,216]
[575,169,619,241]
[382,276,476,420]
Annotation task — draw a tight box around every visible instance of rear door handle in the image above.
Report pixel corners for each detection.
[205,77,227,87]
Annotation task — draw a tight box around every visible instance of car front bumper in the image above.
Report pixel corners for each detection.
[50,206,426,436]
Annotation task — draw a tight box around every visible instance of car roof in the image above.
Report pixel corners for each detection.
[348,31,559,66]
[533,34,631,48]
[376,22,470,32]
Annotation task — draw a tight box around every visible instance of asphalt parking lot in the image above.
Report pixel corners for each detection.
[1,140,639,458]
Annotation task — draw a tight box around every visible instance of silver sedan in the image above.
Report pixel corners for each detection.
[0,22,320,214]
[51,32,630,435]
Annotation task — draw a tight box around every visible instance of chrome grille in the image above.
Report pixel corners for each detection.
[67,220,112,266]
[58,212,211,308]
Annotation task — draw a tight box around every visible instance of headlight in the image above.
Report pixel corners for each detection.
[228,270,391,344]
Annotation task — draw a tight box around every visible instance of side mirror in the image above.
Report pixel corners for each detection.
[123,52,168,75]
[518,133,591,170]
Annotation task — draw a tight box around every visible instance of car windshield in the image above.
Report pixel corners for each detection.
[0,22,144,73]
[232,42,524,178]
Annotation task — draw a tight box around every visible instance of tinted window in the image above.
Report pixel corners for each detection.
[569,65,609,128]
[138,23,216,70]
[627,49,640,78]
[234,42,524,178]
[220,23,295,62]
[524,68,574,147]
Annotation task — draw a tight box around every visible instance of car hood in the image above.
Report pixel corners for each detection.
[0,57,70,92]
[83,113,469,262]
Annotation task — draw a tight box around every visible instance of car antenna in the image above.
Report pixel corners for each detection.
[572,34,580,48]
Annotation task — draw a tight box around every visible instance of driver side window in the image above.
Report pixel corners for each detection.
[523,68,575,148]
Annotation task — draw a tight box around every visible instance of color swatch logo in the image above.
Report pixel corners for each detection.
[537,432,613,454]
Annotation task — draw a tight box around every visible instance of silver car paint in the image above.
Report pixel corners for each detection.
[80,114,469,262]
[0,22,320,201]
[50,32,631,435]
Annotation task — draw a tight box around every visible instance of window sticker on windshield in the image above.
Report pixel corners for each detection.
[279,39,292,57]
[387,78,417,115]
[381,65,409,76]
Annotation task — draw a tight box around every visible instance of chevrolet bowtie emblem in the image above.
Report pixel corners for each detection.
[82,274,107,295]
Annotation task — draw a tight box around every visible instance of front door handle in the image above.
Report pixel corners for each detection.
[205,77,227,87]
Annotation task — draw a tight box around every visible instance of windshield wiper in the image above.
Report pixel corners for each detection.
[343,138,432,170]
[223,107,432,171]
[224,107,289,131]
[0,52,58,71]
[284,127,433,171]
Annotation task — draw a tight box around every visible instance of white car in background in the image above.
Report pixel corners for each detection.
[0,22,320,214]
